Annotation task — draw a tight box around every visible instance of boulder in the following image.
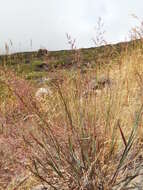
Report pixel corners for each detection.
[35,63,49,71]
[37,49,48,57]
[35,87,52,99]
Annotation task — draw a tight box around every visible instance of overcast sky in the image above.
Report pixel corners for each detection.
[0,0,142,52]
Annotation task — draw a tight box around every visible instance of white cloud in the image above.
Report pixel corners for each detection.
[0,0,142,52]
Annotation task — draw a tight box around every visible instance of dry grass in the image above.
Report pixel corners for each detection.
[1,25,143,189]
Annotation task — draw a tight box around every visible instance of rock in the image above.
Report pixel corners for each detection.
[37,49,48,57]
[89,75,111,90]
[35,63,49,71]
[35,87,52,99]
[25,59,30,64]
[31,184,49,190]
[81,75,112,99]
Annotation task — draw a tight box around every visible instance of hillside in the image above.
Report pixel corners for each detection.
[0,39,143,79]
[1,38,143,189]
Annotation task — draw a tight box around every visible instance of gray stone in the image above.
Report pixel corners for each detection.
[35,87,52,99]
[89,76,111,90]
[81,75,112,99]
[37,49,48,57]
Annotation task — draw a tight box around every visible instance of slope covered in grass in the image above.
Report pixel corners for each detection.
[1,39,143,189]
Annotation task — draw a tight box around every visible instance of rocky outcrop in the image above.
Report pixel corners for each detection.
[37,49,48,57]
